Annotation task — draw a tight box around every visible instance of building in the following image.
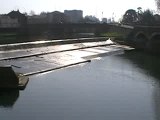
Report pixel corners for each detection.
[101,18,107,23]
[0,15,19,28]
[28,14,48,24]
[107,18,112,23]
[64,10,83,23]
[47,11,69,24]
[7,10,27,27]
[28,11,70,24]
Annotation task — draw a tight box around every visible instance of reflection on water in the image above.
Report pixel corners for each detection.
[119,51,160,120]
[0,50,160,120]
[0,90,19,108]
[120,51,160,80]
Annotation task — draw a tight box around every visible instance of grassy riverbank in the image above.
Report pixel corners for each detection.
[0,33,17,44]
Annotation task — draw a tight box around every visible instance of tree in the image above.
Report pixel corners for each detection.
[155,0,160,12]
[121,9,138,25]
[40,11,47,16]
[23,12,28,16]
[137,7,142,14]
[83,15,100,23]
[138,9,155,25]
[29,10,35,16]
[121,9,156,25]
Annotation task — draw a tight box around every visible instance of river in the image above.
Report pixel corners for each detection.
[0,50,160,120]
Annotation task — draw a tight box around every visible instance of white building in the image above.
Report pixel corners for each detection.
[0,16,19,28]
[64,10,83,23]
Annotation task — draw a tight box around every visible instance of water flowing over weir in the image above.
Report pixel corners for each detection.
[0,38,133,77]
[0,37,133,89]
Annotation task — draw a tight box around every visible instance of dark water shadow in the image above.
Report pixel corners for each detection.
[0,90,19,108]
[118,50,160,120]
[119,50,160,80]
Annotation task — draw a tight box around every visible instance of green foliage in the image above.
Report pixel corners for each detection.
[82,16,100,23]
[0,33,17,37]
[121,9,138,25]
[101,32,124,37]
[138,9,155,25]
[121,8,157,25]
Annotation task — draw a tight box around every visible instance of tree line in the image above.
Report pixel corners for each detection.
[121,8,160,25]
[121,1,160,25]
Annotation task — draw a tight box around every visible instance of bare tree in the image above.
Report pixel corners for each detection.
[155,0,160,12]
[29,10,35,16]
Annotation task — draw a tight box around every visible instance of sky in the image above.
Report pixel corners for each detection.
[0,0,157,21]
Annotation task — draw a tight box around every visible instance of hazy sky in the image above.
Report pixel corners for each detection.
[0,0,157,21]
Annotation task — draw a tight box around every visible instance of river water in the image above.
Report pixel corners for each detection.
[0,50,160,120]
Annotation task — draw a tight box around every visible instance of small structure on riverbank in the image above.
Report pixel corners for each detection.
[0,66,29,90]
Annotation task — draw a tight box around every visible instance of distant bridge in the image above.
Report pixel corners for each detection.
[109,24,160,53]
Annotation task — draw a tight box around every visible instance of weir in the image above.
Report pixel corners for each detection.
[0,37,134,90]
